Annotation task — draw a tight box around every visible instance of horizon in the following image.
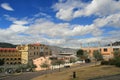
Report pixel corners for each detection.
[0,0,120,48]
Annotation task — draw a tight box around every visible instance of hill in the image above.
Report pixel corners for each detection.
[0,42,77,55]
[48,45,77,55]
[0,42,16,48]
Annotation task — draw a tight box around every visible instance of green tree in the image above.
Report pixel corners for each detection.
[76,49,88,60]
[93,50,103,61]
[69,58,76,63]
[40,63,50,75]
[114,50,120,58]
[40,63,50,70]
[113,50,120,67]
[0,59,4,66]
[51,60,65,65]
[76,49,84,57]
[51,60,65,72]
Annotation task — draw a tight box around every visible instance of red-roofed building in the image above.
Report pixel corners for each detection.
[0,48,21,65]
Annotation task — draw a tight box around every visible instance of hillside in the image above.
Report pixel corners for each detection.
[48,45,77,55]
[0,42,16,48]
[0,42,77,55]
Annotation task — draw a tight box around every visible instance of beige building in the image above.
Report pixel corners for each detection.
[57,53,76,62]
[16,43,52,64]
[81,46,120,60]
[33,57,51,71]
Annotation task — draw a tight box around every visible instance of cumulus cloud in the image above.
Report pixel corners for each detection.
[94,12,120,28]
[1,3,14,11]
[1,8,120,48]
[53,0,120,21]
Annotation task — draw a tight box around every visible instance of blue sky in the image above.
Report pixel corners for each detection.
[0,0,120,48]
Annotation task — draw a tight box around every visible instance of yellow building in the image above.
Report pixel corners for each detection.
[16,43,52,64]
[0,43,52,65]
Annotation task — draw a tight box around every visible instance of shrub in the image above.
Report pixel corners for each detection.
[109,59,116,65]
[115,58,120,67]
[101,60,109,65]
[0,67,4,73]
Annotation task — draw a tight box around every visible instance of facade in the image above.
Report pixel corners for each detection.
[0,43,52,66]
[16,43,52,64]
[56,53,76,62]
[33,57,51,71]
[81,46,120,60]
[0,48,21,65]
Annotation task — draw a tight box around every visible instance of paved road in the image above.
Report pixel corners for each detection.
[0,63,97,80]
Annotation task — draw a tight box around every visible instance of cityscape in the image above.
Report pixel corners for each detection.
[0,0,120,80]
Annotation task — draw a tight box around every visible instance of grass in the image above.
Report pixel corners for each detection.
[31,65,120,80]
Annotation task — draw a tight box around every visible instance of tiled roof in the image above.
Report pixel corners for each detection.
[0,48,17,51]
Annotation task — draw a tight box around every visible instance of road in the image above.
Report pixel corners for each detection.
[0,63,97,80]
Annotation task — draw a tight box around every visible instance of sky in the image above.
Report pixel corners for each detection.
[0,0,120,48]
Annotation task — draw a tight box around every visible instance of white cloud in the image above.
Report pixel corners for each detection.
[27,18,100,38]
[1,11,120,48]
[1,3,14,11]
[13,21,28,25]
[94,12,120,28]
[53,0,120,21]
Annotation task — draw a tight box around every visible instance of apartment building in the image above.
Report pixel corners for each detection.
[0,48,21,65]
[81,46,120,60]
[0,43,52,65]
[16,43,52,64]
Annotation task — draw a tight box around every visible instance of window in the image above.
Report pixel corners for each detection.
[18,58,21,60]
[103,48,108,52]
[6,58,9,60]
[10,62,13,65]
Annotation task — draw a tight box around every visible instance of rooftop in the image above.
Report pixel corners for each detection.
[0,48,17,51]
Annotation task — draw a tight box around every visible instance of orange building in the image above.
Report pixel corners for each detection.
[81,46,120,60]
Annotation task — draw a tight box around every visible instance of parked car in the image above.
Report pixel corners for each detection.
[64,65,70,68]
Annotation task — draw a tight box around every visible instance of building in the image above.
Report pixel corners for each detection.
[16,43,52,64]
[33,57,51,71]
[0,48,21,65]
[0,43,52,66]
[81,46,120,60]
[56,53,76,62]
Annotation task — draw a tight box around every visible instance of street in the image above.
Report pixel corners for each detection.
[0,63,97,80]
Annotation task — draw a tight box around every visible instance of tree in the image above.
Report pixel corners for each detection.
[76,49,88,60]
[113,50,120,67]
[76,49,84,57]
[0,59,4,66]
[51,60,65,71]
[113,50,120,58]
[40,63,50,75]
[93,50,103,61]
[40,63,50,70]
[51,60,65,65]
[69,58,76,63]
